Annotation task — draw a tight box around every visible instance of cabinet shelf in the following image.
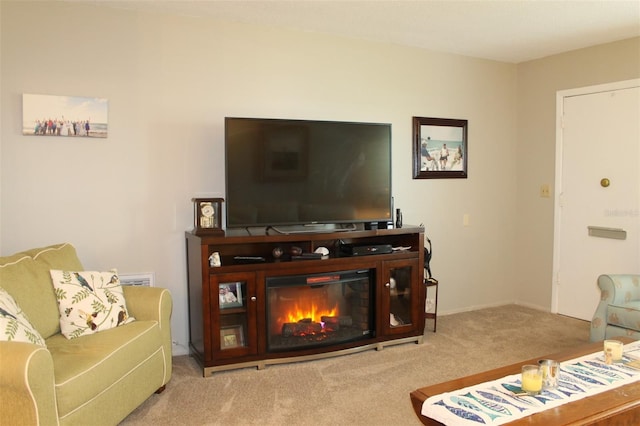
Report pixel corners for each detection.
[219,308,246,315]
[211,253,418,272]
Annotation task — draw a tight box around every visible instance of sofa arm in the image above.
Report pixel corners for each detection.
[0,342,59,426]
[122,286,173,381]
[590,274,640,341]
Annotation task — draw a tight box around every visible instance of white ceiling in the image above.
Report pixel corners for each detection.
[96,0,640,63]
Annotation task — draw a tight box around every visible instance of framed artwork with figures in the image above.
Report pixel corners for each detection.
[218,282,243,309]
[413,117,468,179]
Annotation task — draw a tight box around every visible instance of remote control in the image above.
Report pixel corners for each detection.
[233,256,266,262]
[292,253,325,260]
[300,252,324,258]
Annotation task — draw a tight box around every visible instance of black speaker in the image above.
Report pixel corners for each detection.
[364,221,379,230]
[378,221,392,229]
[395,208,403,228]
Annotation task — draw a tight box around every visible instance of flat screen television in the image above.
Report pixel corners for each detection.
[225,117,392,230]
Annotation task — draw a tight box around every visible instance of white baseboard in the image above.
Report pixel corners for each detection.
[437,301,552,317]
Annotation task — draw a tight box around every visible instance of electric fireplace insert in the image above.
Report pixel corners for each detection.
[266,269,375,352]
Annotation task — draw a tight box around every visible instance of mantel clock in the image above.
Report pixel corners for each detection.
[192,198,224,236]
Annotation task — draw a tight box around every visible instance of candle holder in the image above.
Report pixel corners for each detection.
[538,359,559,389]
[604,340,623,364]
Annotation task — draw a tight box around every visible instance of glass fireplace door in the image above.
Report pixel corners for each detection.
[266,269,374,352]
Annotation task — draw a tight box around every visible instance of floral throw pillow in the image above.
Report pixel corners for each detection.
[0,286,45,346]
[49,270,135,339]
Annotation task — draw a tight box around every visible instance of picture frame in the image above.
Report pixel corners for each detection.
[218,282,243,309]
[220,325,245,349]
[262,125,308,180]
[412,116,468,179]
[22,93,109,138]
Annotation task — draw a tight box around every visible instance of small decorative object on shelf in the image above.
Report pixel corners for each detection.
[209,252,222,267]
[192,197,225,236]
[272,247,283,259]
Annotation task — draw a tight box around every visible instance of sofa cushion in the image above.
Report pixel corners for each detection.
[46,319,163,419]
[607,301,640,332]
[0,243,83,339]
[49,270,135,339]
[0,287,45,345]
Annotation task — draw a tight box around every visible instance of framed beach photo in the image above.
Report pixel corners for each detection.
[218,282,243,309]
[22,93,108,138]
[412,117,468,179]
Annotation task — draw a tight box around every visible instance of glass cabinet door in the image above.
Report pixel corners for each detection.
[382,259,420,335]
[210,272,257,358]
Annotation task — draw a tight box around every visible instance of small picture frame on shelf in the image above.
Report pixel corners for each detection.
[220,325,244,349]
[219,282,243,309]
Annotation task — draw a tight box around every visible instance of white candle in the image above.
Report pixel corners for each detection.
[604,340,623,363]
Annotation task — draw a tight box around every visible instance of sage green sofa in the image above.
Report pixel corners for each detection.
[0,243,172,425]
[590,274,640,342]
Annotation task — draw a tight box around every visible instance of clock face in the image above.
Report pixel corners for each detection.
[201,203,215,217]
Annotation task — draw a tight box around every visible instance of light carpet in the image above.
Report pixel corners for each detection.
[120,305,590,426]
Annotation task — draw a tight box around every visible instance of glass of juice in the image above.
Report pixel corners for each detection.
[521,364,543,395]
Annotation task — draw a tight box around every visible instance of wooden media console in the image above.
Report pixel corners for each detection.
[186,226,426,375]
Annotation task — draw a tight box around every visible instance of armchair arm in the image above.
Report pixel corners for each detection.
[601,274,640,305]
[0,341,59,426]
[590,274,640,342]
[122,286,173,382]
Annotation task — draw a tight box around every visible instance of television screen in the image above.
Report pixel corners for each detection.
[225,117,392,229]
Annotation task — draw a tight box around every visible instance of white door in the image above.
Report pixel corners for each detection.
[554,81,640,321]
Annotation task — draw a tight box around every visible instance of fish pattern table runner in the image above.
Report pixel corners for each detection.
[421,341,640,425]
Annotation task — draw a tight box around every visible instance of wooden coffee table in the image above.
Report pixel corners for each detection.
[410,338,640,425]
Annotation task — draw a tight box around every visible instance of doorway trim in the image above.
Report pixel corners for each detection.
[551,78,640,314]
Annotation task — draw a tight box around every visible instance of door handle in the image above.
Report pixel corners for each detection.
[588,226,626,240]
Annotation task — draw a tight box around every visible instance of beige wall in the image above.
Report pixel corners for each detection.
[0,1,636,354]
[516,38,640,311]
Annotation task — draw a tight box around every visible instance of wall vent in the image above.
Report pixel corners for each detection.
[119,272,154,287]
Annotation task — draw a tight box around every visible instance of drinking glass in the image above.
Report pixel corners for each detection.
[538,359,559,389]
[521,364,543,395]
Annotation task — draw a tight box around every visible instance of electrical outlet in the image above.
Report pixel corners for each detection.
[540,184,551,198]
[463,214,470,226]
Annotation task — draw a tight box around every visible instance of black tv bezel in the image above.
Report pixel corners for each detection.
[224,117,393,230]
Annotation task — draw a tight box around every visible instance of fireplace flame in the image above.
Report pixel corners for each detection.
[283,303,338,324]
